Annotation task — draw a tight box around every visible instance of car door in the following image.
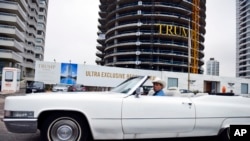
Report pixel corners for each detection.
[122,95,195,138]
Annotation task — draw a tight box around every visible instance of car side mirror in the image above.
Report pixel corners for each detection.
[135,87,144,98]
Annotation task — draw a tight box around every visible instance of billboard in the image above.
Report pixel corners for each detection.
[35,61,250,94]
[35,61,159,87]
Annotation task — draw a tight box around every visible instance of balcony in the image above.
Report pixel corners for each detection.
[96,51,105,58]
[0,24,25,42]
[96,44,105,51]
[34,46,43,54]
[23,61,35,69]
[0,37,24,52]
[0,12,26,31]
[36,33,45,40]
[27,26,37,37]
[0,49,23,63]
[0,0,27,21]
[95,57,104,65]
[23,52,35,60]
[19,0,29,12]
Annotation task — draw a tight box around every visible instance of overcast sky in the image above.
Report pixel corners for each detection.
[44,0,236,77]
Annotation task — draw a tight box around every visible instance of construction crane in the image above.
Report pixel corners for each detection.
[191,0,200,73]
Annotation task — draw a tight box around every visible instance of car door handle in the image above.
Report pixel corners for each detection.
[182,102,192,106]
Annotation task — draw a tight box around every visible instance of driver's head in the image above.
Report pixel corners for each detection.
[152,77,166,92]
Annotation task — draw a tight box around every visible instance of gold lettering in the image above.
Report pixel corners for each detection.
[181,27,188,37]
[86,71,91,76]
[112,73,125,79]
[158,24,191,38]
[173,25,177,35]
[101,72,105,77]
[86,71,100,77]
[166,25,173,35]
[158,24,162,34]
[86,71,142,79]
[95,71,100,77]
[39,64,55,70]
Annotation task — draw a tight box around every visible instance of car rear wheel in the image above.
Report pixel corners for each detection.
[40,113,90,141]
[220,127,230,141]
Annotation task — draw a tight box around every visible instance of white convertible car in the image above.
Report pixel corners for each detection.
[3,76,250,141]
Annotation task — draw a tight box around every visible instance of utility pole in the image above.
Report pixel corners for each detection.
[188,17,191,91]
[150,0,155,70]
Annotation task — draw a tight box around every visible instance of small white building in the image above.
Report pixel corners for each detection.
[35,61,250,95]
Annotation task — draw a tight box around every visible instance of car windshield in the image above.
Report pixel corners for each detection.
[110,76,146,94]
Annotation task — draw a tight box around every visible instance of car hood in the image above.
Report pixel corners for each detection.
[4,92,129,118]
[5,91,128,102]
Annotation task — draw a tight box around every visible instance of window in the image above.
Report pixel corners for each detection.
[35,46,43,51]
[38,15,44,20]
[17,71,20,81]
[168,77,178,88]
[37,22,44,28]
[5,71,13,82]
[39,8,45,12]
[241,83,248,94]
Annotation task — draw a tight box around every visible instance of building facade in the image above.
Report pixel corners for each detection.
[236,0,250,78]
[206,58,219,76]
[96,0,206,74]
[0,0,49,81]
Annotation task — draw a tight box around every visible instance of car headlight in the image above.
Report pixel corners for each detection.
[4,111,34,118]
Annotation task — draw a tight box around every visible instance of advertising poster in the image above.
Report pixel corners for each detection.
[60,63,78,85]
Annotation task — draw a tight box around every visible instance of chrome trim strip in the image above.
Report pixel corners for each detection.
[3,118,38,133]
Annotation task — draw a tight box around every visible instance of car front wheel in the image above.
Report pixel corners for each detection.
[40,113,90,141]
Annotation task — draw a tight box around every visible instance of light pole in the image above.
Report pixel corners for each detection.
[187,15,191,91]
[178,12,192,90]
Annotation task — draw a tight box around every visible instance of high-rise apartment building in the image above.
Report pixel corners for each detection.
[206,58,219,76]
[96,0,206,74]
[0,0,49,81]
[236,0,250,78]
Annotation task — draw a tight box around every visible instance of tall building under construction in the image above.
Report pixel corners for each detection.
[96,0,206,74]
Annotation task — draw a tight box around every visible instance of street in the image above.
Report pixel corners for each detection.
[0,95,218,141]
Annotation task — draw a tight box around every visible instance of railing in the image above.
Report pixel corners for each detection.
[0,36,14,41]
[106,49,188,57]
[0,24,25,40]
[118,1,189,12]
[0,12,26,30]
[107,39,188,47]
[0,24,16,31]
[109,58,188,66]
[0,49,23,62]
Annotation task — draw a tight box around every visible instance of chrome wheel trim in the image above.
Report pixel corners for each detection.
[226,127,230,140]
[57,125,73,140]
[48,117,82,141]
